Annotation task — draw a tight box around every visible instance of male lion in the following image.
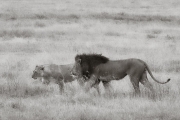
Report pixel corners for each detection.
[71,54,170,97]
[32,64,100,94]
[71,54,113,94]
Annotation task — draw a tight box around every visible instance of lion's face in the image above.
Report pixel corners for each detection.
[71,59,83,78]
[32,66,44,79]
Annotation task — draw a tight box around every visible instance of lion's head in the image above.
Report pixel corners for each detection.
[71,53,109,79]
[32,65,44,79]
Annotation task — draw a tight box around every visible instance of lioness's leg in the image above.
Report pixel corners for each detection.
[39,77,43,82]
[140,72,155,98]
[41,77,50,85]
[129,76,140,96]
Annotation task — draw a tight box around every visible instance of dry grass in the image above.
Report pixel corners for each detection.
[0,0,180,119]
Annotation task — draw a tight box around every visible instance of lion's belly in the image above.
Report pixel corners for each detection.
[99,75,117,80]
[97,62,127,81]
[99,73,126,81]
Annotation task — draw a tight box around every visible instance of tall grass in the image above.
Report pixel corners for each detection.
[0,0,180,119]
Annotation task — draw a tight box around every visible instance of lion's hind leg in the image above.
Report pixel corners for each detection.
[57,75,64,95]
[58,81,64,95]
[129,75,141,97]
[140,71,155,99]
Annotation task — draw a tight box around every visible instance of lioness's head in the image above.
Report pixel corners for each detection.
[32,65,44,79]
[71,58,83,78]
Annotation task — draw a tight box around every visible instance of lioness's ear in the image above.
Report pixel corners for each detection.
[77,59,81,64]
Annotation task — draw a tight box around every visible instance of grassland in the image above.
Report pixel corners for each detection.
[0,0,180,119]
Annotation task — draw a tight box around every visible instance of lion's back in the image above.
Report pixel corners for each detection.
[43,64,73,82]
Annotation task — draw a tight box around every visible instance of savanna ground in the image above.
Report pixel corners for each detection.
[0,0,180,119]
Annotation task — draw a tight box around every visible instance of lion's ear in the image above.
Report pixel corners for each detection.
[77,59,81,64]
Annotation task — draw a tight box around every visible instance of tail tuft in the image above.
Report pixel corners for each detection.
[167,78,171,82]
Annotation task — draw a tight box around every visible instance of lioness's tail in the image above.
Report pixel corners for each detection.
[143,61,170,84]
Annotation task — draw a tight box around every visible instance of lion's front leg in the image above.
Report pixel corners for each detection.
[91,79,101,95]
[102,81,113,95]
[77,77,85,87]
[84,75,97,93]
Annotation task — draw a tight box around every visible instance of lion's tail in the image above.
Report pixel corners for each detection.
[143,61,170,84]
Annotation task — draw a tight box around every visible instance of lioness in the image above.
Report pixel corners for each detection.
[32,64,100,94]
[71,54,170,97]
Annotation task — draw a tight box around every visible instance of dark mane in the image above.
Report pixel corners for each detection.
[75,53,109,78]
